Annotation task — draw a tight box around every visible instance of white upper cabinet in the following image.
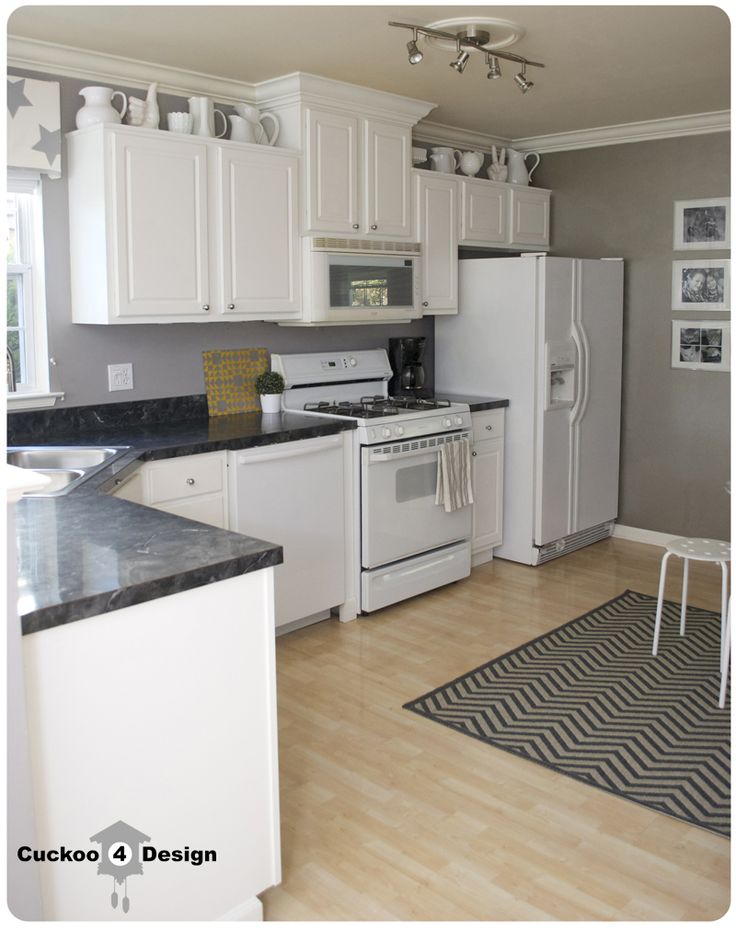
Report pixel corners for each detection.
[217,145,301,319]
[68,124,301,324]
[304,107,412,240]
[458,177,551,249]
[414,169,458,315]
[363,120,412,239]
[304,108,359,234]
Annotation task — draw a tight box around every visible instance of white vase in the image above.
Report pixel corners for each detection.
[259,393,282,414]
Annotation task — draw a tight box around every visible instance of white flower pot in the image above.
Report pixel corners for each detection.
[259,393,282,414]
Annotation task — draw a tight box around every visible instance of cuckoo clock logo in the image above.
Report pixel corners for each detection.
[89,820,151,913]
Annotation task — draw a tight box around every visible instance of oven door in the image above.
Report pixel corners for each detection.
[361,431,473,569]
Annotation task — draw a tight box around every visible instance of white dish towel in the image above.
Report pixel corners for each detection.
[435,438,474,513]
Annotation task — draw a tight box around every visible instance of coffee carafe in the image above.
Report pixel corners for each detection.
[388,336,427,397]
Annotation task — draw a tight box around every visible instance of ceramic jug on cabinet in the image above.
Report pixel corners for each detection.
[458,151,484,177]
[233,104,280,145]
[76,86,128,128]
[429,147,460,173]
[506,148,541,185]
[188,96,227,138]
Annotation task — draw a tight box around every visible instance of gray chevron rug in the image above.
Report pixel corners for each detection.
[404,590,730,837]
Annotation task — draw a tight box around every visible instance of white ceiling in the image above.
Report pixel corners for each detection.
[7,4,731,139]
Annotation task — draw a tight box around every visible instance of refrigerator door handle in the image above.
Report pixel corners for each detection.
[569,320,590,426]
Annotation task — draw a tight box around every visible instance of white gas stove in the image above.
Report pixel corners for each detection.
[272,350,473,614]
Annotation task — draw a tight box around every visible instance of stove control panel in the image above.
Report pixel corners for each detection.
[360,410,472,444]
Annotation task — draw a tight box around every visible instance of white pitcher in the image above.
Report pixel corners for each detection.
[233,104,280,146]
[188,96,227,138]
[76,86,128,129]
[429,147,461,173]
[506,148,541,185]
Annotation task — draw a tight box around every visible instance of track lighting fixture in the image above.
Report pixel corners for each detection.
[486,55,502,80]
[406,28,423,65]
[513,64,534,93]
[388,19,543,93]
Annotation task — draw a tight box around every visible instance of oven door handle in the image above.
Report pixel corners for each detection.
[365,431,472,464]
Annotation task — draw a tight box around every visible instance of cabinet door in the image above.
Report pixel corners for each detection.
[415,172,458,314]
[111,132,211,318]
[509,187,550,247]
[304,108,359,234]
[218,147,301,319]
[364,120,412,239]
[460,179,507,246]
[471,437,504,552]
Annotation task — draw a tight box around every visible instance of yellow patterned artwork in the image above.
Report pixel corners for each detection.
[202,348,269,416]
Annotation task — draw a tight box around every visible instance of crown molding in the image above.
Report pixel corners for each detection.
[7,35,258,103]
[8,36,730,150]
[514,110,731,153]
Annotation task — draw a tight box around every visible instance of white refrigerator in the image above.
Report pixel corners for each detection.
[435,255,624,565]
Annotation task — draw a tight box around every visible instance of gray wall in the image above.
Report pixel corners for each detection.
[12,68,434,407]
[535,134,730,538]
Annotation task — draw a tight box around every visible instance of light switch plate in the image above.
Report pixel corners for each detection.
[108,363,133,391]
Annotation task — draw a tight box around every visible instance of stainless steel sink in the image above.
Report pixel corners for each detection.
[7,447,119,469]
[7,446,125,497]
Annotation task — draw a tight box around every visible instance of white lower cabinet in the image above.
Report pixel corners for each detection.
[112,451,229,529]
[228,434,349,630]
[470,409,505,564]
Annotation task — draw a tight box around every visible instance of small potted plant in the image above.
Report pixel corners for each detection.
[255,370,285,414]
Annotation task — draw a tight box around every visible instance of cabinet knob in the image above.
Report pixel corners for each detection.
[472,451,477,457]
[186,478,195,486]
[202,304,210,312]
[486,425,493,431]
[370,224,378,230]
[227,303,235,310]
[352,224,360,230]
[422,301,429,308]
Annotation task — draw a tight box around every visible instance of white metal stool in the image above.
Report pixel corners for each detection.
[651,538,730,703]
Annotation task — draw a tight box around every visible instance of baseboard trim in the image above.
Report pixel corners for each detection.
[217,896,263,921]
[613,525,676,548]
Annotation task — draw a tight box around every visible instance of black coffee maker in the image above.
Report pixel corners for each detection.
[388,336,427,397]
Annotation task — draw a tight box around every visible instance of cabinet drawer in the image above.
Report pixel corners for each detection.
[147,452,225,504]
[150,493,228,529]
[471,410,505,443]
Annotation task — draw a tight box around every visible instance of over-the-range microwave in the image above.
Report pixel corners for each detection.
[288,238,423,326]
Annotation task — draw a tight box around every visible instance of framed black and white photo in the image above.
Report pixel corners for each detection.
[673,197,729,250]
[671,320,730,371]
[671,259,729,311]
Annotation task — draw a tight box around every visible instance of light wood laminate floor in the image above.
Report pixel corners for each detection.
[262,538,731,921]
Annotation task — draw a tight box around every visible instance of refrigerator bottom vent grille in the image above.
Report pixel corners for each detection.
[534,522,615,565]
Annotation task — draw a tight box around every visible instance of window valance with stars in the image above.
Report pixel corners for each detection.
[8,77,61,179]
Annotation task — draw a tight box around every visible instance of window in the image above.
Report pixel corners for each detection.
[6,170,56,408]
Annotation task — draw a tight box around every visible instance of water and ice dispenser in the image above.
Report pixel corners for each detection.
[545,340,576,409]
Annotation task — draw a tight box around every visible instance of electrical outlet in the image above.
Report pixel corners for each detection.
[108,363,134,392]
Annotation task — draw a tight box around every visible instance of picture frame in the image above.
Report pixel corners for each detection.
[671,259,729,311]
[671,320,730,371]
[673,197,730,250]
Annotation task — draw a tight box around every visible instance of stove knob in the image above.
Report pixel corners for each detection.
[349,356,357,367]
[443,417,452,428]
[454,415,463,426]
[395,425,405,437]
[382,427,392,439]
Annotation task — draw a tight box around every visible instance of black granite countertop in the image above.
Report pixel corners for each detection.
[440,394,510,412]
[10,400,355,635]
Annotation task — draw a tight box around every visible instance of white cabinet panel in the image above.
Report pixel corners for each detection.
[305,108,359,234]
[218,147,301,318]
[364,121,412,239]
[472,437,504,553]
[510,186,551,247]
[112,132,211,318]
[461,179,507,246]
[415,170,458,315]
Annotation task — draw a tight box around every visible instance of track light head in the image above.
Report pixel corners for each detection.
[486,55,502,79]
[514,65,534,93]
[449,49,471,73]
[407,39,423,64]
